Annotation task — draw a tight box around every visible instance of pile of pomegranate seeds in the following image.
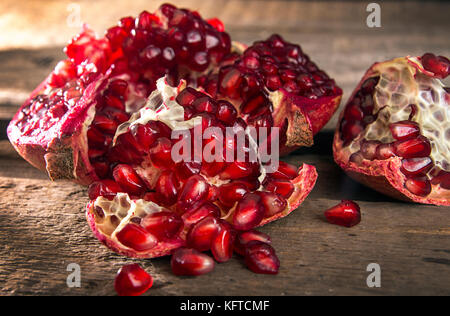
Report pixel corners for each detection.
[114,263,153,296]
[324,200,361,228]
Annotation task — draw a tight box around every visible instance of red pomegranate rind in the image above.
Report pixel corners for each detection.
[333,55,450,206]
[8,68,109,185]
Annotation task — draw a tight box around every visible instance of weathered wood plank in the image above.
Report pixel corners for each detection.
[0,140,449,295]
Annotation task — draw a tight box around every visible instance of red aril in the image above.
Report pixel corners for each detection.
[114,264,153,296]
[244,241,280,275]
[186,216,220,252]
[88,179,122,200]
[211,221,236,263]
[181,202,221,226]
[112,164,146,196]
[232,193,265,231]
[116,223,158,251]
[405,177,432,197]
[234,230,272,256]
[141,211,183,240]
[324,200,361,228]
[171,248,215,276]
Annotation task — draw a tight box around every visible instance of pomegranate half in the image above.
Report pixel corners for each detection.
[333,53,450,206]
[86,79,318,258]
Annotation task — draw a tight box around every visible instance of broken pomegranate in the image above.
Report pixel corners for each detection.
[324,200,361,228]
[203,34,343,155]
[85,79,318,258]
[8,4,339,186]
[7,4,232,185]
[333,54,450,206]
[114,263,153,296]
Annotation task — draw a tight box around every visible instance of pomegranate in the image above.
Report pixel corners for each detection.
[333,54,450,206]
[324,200,361,228]
[8,5,340,186]
[205,34,343,155]
[86,79,318,258]
[7,4,232,185]
[114,263,153,296]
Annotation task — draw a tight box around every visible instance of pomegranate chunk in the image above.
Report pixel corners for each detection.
[334,54,450,205]
[324,200,361,228]
[171,248,215,276]
[114,264,153,296]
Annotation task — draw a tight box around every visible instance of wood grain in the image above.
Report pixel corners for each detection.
[0,0,449,296]
[0,136,449,296]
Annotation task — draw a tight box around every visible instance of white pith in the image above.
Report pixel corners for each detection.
[93,193,166,240]
[347,57,450,173]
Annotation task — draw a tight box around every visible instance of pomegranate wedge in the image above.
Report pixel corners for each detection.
[333,53,450,206]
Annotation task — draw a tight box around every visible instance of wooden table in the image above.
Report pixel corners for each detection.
[0,0,449,296]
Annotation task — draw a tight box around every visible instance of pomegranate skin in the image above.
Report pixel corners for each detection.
[333,55,450,206]
[7,70,108,185]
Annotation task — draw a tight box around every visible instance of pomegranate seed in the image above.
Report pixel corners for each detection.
[88,180,122,200]
[344,102,364,122]
[234,230,271,256]
[112,164,146,196]
[155,171,179,206]
[181,202,221,226]
[401,157,433,176]
[206,18,225,32]
[258,191,287,217]
[216,100,237,124]
[219,68,243,99]
[389,121,420,140]
[193,96,217,113]
[171,248,215,276]
[141,211,183,240]
[271,161,298,180]
[211,221,235,262]
[360,140,381,160]
[421,53,450,79]
[114,264,153,296]
[186,216,220,251]
[116,223,157,251]
[232,193,265,231]
[175,162,201,180]
[217,182,249,208]
[220,161,259,180]
[149,137,174,169]
[244,241,280,275]
[341,120,364,143]
[93,115,119,134]
[176,87,200,106]
[432,171,450,190]
[405,177,432,196]
[177,175,210,213]
[394,136,431,158]
[263,178,295,199]
[324,200,361,228]
[376,143,395,160]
